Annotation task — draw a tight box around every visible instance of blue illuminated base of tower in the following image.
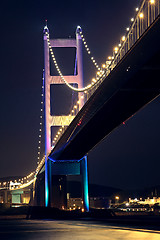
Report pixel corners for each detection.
[45,156,89,212]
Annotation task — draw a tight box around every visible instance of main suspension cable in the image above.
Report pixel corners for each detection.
[44,26,106,92]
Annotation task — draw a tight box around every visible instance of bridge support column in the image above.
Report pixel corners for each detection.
[80,156,89,212]
[48,156,89,212]
[76,26,84,110]
[45,158,52,207]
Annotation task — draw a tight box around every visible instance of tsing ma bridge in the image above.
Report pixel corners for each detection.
[1,0,160,211]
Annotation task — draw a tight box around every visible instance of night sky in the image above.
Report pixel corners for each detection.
[0,0,160,190]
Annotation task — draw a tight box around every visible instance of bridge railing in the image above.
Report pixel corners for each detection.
[86,0,160,100]
[112,0,159,66]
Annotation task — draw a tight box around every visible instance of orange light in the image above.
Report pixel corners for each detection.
[139,12,144,19]
[114,47,118,53]
[150,0,155,4]
[121,36,125,41]
[92,78,96,83]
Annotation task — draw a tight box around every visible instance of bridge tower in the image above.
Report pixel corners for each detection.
[43,26,89,211]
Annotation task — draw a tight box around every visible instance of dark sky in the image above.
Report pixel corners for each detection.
[0,0,160,191]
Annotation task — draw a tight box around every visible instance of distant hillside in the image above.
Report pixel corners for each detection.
[110,185,160,201]
[67,181,160,200]
[67,181,121,198]
[124,185,160,199]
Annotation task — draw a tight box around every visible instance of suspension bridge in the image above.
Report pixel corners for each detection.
[0,0,160,212]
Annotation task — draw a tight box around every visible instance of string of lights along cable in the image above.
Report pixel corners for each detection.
[1,0,159,191]
[37,70,45,165]
[44,26,107,92]
[78,27,100,71]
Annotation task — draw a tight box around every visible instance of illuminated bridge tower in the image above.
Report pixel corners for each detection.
[44,26,89,211]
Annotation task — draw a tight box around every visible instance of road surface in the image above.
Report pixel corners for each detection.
[0,219,160,240]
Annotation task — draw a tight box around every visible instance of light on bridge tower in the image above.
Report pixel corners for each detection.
[43,25,85,208]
